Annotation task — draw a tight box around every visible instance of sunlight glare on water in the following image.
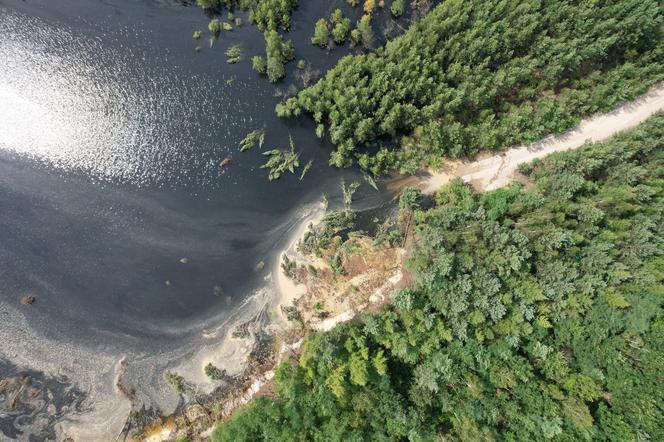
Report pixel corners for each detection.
[0,9,227,187]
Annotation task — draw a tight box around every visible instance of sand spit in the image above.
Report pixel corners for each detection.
[422,82,664,193]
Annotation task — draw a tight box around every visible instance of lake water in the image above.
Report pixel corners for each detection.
[0,0,392,439]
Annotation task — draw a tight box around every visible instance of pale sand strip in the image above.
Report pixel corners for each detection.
[423,83,664,193]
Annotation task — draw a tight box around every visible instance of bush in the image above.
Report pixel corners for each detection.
[204,363,226,380]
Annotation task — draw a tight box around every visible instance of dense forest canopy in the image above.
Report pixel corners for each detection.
[276,0,664,173]
[212,114,664,440]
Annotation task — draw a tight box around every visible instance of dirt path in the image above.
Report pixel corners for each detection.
[422,83,664,193]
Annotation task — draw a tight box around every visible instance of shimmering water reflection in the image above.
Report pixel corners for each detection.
[0,8,253,186]
[0,1,391,439]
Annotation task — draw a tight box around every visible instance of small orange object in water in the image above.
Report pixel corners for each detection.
[219,155,232,170]
[20,295,36,305]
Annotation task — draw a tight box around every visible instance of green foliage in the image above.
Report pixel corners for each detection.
[205,363,226,380]
[372,217,401,247]
[349,28,361,46]
[398,186,422,212]
[311,18,330,47]
[251,55,267,74]
[331,18,351,45]
[212,116,664,441]
[164,370,184,393]
[262,30,295,82]
[196,0,219,9]
[355,14,373,48]
[330,8,343,24]
[196,0,297,32]
[330,252,345,275]
[299,210,356,257]
[194,0,297,85]
[340,178,360,208]
[250,0,297,32]
[281,254,297,279]
[208,18,221,35]
[239,127,266,152]
[225,44,243,63]
[328,9,352,45]
[260,136,300,180]
[277,0,664,173]
[390,0,405,17]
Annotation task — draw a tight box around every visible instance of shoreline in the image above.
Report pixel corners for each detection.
[137,203,337,441]
[151,201,406,440]
[273,203,326,322]
[137,81,664,442]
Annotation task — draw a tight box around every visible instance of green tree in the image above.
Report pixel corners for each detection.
[390,0,405,17]
[208,18,221,35]
[251,55,267,74]
[311,18,330,47]
[258,30,294,82]
[332,17,351,44]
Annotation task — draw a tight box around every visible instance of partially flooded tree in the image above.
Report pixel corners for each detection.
[260,136,300,180]
[340,178,360,208]
[225,44,243,63]
[239,127,266,152]
[311,18,330,47]
[264,30,295,82]
[390,0,405,17]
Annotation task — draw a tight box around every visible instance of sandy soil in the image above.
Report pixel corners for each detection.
[274,205,326,321]
[273,222,406,328]
[422,82,664,193]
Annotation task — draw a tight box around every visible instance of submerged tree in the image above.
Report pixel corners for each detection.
[239,126,266,152]
[390,0,405,17]
[340,178,360,208]
[331,11,351,45]
[260,135,300,180]
[225,44,244,63]
[251,55,267,74]
[208,18,221,36]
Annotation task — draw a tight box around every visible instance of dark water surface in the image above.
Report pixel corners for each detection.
[0,0,390,439]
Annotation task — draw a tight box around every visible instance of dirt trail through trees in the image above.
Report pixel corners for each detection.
[423,83,664,193]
